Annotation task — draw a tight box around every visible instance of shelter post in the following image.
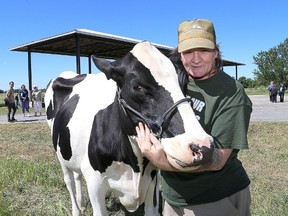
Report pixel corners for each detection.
[88,56,92,74]
[76,34,81,74]
[28,47,32,91]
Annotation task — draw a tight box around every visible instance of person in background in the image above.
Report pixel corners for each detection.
[19,84,30,117]
[136,18,252,216]
[5,81,17,122]
[31,85,42,116]
[267,81,274,102]
[269,82,278,103]
[279,83,285,102]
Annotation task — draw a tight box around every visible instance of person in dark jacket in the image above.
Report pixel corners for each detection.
[279,83,285,102]
[19,84,30,117]
[5,81,17,122]
[269,83,278,103]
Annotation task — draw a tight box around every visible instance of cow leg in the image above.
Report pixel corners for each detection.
[62,167,81,216]
[74,172,86,214]
[84,171,108,216]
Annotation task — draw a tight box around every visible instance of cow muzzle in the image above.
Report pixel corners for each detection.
[163,138,215,171]
[188,142,215,166]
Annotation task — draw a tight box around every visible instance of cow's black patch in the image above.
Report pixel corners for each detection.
[88,103,140,173]
[46,101,54,120]
[47,74,86,120]
[52,94,79,160]
[142,157,149,176]
[152,170,158,208]
[59,126,72,160]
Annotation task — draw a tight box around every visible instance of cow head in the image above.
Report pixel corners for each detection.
[92,41,214,171]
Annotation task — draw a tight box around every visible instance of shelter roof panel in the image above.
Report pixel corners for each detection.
[222,59,245,66]
[10,29,173,59]
[10,29,245,66]
[9,29,245,91]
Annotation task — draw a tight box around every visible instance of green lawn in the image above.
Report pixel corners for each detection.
[0,122,287,215]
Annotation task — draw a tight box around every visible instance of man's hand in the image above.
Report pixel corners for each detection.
[136,122,177,171]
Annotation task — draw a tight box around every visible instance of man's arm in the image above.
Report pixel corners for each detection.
[136,123,232,172]
[188,148,232,172]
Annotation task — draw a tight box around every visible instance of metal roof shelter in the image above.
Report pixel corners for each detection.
[10,29,245,91]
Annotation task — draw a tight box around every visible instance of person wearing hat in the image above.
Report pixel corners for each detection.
[5,81,17,122]
[31,85,43,116]
[136,19,252,215]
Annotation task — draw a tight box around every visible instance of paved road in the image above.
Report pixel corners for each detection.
[0,95,287,124]
[249,95,288,122]
[0,113,47,124]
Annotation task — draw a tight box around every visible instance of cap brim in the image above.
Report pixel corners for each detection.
[178,38,215,53]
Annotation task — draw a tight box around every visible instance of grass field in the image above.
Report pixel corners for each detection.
[0,122,287,215]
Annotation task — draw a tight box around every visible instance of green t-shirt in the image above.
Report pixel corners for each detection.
[161,70,252,206]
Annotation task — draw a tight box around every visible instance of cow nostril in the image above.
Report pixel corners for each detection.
[190,143,200,152]
[210,141,215,150]
[190,143,202,158]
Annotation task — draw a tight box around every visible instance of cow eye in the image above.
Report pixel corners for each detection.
[132,83,152,98]
[134,85,143,91]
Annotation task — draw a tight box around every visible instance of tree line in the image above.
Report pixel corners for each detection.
[239,38,288,88]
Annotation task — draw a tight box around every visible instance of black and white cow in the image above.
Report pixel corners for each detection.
[45,41,214,216]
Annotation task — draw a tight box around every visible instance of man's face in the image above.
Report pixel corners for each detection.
[180,48,218,80]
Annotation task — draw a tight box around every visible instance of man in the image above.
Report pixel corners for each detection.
[268,81,274,102]
[5,81,17,122]
[279,83,285,102]
[136,19,252,215]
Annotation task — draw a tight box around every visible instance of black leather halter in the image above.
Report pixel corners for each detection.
[117,88,192,138]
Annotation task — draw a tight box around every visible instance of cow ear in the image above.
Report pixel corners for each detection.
[91,55,124,84]
[91,55,114,80]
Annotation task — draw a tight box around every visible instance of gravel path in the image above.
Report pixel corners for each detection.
[249,95,288,122]
[0,112,47,124]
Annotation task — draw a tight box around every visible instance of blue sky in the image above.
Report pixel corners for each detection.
[1,0,288,90]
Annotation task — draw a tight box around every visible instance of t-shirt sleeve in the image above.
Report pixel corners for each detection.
[211,96,252,149]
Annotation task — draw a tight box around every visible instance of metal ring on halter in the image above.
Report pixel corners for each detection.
[150,124,163,138]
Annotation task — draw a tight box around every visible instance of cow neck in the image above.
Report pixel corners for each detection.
[116,87,193,139]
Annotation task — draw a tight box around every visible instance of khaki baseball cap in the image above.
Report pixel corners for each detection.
[178,19,216,53]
